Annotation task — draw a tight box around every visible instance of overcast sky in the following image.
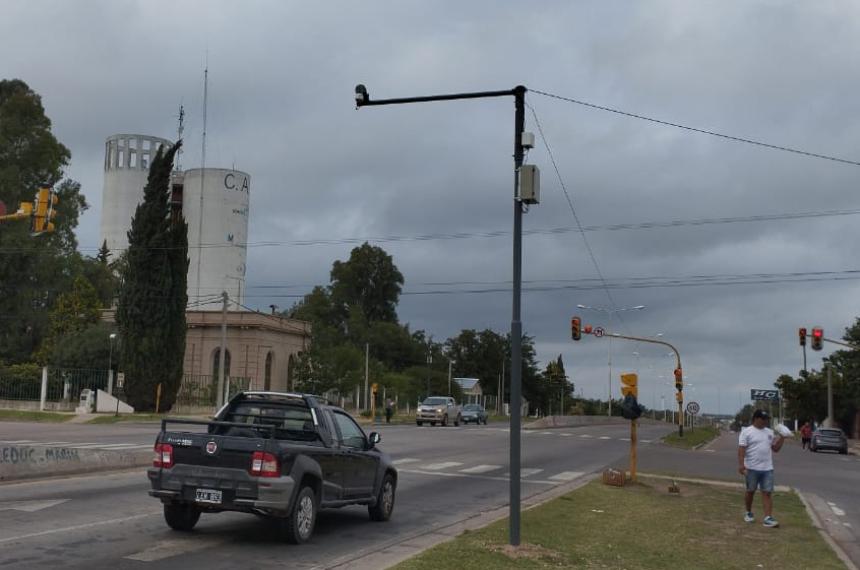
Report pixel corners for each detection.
[3,1,859,415]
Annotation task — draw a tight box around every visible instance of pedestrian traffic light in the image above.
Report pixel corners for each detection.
[571,316,581,341]
[31,186,58,234]
[811,327,823,351]
[799,327,807,347]
[674,368,683,391]
[675,392,683,403]
[621,394,643,420]
[620,373,638,398]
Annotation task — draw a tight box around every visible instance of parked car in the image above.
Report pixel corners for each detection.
[416,396,461,427]
[148,391,397,544]
[461,403,488,425]
[810,427,848,454]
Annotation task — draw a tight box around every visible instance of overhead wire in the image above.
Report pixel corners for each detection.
[530,88,860,167]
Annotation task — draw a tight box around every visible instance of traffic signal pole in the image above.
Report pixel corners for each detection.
[607,333,685,436]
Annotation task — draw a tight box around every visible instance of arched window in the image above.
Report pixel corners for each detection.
[264,352,274,391]
[213,348,231,379]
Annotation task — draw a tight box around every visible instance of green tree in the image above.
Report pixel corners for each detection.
[330,242,404,324]
[49,322,116,369]
[36,275,101,362]
[116,141,187,412]
[0,80,88,364]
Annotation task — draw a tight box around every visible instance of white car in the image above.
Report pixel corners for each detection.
[416,397,461,427]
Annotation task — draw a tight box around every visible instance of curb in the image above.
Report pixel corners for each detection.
[637,472,791,493]
[0,444,151,484]
[324,472,600,570]
[796,489,859,570]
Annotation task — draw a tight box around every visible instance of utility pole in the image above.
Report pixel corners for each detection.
[364,343,369,411]
[426,353,433,398]
[448,359,453,396]
[826,365,834,428]
[216,291,228,409]
[355,83,531,546]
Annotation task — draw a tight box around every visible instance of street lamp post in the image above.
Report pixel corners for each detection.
[355,83,531,546]
[576,304,645,416]
[107,333,117,394]
[448,359,454,397]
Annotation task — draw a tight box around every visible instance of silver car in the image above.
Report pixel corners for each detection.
[416,397,461,427]
[811,428,849,454]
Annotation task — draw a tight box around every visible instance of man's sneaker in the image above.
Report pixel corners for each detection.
[744,512,755,523]
[763,516,779,528]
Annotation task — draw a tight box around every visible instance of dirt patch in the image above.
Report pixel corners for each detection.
[491,542,566,562]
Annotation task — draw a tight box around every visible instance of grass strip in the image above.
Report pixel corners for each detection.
[662,425,720,449]
[394,477,843,570]
[0,409,73,423]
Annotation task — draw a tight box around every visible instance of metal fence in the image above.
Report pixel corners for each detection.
[0,368,41,401]
[175,375,251,408]
[0,367,109,406]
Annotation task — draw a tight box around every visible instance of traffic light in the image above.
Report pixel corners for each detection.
[811,327,823,351]
[571,316,581,341]
[675,392,683,403]
[674,368,683,391]
[799,327,807,347]
[31,186,58,234]
[620,373,638,398]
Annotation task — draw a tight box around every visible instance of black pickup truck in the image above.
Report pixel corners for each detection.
[147,391,397,543]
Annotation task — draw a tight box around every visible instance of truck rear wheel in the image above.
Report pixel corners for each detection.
[442,415,448,427]
[454,415,461,427]
[164,503,201,532]
[283,486,317,544]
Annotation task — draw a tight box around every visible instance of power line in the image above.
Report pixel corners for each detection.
[2,207,858,255]
[527,100,632,334]
[236,269,860,299]
[530,88,860,167]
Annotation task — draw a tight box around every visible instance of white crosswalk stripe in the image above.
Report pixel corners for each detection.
[549,471,584,482]
[520,468,543,478]
[459,464,502,474]
[422,461,464,471]
[560,433,574,436]
[392,458,420,465]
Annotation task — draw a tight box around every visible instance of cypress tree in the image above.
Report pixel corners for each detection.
[116,141,187,411]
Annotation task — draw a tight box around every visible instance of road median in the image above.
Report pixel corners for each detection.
[0,443,150,483]
[392,475,844,570]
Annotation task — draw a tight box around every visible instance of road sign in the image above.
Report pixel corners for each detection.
[686,401,700,415]
[593,327,605,338]
[750,389,779,401]
[117,372,125,388]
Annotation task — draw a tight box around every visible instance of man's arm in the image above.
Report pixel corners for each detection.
[772,435,785,453]
[737,445,747,475]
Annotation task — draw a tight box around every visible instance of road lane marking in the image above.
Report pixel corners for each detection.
[460,464,502,474]
[398,468,555,485]
[599,436,611,440]
[125,536,226,562]
[827,502,846,516]
[560,433,573,437]
[641,439,652,443]
[0,511,160,545]
[1,440,37,444]
[619,438,630,442]
[422,461,464,471]
[540,432,553,435]
[0,499,69,512]
[548,471,585,482]
[392,458,420,465]
[579,435,593,438]
[521,468,543,478]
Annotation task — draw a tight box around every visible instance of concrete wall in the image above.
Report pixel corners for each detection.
[0,399,75,412]
[0,444,151,482]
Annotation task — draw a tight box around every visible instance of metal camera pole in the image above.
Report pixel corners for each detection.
[355,84,529,546]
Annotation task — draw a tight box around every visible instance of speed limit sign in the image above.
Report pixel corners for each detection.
[593,327,605,338]
[686,401,700,415]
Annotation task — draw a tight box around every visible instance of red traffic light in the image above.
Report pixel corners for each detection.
[674,368,683,389]
[811,327,823,351]
[583,324,593,335]
[798,327,807,346]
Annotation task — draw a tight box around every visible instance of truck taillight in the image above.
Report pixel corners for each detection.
[153,443,174,468]
[250,451,279,477]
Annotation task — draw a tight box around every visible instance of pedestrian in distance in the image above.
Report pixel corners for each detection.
[385,398,393,424]
[800,421,812,451]
[738,409,786,528]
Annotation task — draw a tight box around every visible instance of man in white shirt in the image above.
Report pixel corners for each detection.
[738,409,785,527]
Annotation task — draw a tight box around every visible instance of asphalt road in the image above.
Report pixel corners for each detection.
[636,430,860,566]
[0,421,671,569]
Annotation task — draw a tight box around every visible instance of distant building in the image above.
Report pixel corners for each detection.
[455,377,483,403]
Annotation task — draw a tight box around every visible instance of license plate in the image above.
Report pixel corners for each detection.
[195,488,222,504]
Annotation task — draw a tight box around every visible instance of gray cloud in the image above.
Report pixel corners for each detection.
[3,0,858,414]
